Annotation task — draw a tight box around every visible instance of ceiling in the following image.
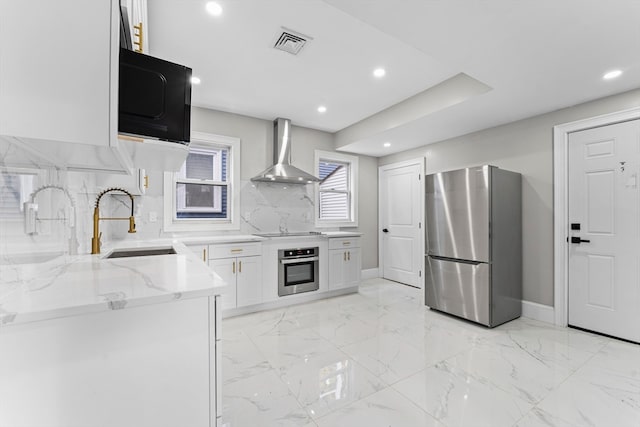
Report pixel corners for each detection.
[147,0,640,157]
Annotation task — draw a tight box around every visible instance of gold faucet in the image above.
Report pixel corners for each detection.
[91,188,136,254]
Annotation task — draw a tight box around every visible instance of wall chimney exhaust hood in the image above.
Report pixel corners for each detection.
[251,118,321,184]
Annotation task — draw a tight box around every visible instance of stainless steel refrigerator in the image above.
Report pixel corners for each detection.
[425,165,522,327]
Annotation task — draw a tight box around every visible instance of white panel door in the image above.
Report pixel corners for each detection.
[568,119,640,343]
[380,161,423,287]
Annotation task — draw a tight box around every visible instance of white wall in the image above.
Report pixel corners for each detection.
[379,88,640,306]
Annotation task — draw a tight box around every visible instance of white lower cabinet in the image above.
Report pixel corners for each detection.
[209,243,263,309]
[0,297,220,427]
[210,256,263,309]
[328,237,361,290]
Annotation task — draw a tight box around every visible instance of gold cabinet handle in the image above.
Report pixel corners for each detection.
[343,251,346,261]
[144,175,149,189]
[348,251,351,261]
[232,261,236,274]
[202,248,206,261]
[239,260,242,273]
[230,248,243,253]
[342,241,351,246]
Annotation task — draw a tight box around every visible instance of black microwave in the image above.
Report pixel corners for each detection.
[118,48,192,143]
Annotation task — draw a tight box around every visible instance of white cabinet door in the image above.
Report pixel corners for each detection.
[186,244,209,264]
[328,248,361,290]
[236,256,262,307]
[344,248,361,287]
[0,0,132,173]
[0,0,114,147]
[209,258,238,310]
[328,249,346,290]
[0,298,211,427]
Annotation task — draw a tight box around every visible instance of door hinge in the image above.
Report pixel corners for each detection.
[418,174,421,180]
[419,222,421,229]
[419,270,422,277]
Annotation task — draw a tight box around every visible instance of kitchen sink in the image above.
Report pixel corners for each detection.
[105,247,177,259]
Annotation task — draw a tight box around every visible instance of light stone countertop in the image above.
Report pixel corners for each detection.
[321,231,363,238]
[0,240,223,327]
[178,234,266,245]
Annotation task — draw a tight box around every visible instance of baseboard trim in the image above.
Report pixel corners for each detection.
[522,300,555,324]
[361,268,380,280]
[222,287,358,318]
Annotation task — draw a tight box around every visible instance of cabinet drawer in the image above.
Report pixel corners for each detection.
[328,237,361,250]
[209,242,261,259]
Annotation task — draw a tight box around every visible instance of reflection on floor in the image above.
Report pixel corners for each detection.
[220,278,640,427]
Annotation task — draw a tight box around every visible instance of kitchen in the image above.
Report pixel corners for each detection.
[1,1,640,426]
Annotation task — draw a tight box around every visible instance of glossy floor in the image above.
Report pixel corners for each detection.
[220,278,640,427]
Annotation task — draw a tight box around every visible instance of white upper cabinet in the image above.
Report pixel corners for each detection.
[0,0,131,173]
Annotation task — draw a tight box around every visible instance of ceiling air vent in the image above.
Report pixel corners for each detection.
[273,27,312,55]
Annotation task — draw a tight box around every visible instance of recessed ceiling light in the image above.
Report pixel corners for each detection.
[383,142,391,147]
[317,105,327,113]
[205,1,223,16]
[373,68,386,78]
[603,69,623,80]
[191,76,201,85]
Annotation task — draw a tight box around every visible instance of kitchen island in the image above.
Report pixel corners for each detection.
[0,241,223,427]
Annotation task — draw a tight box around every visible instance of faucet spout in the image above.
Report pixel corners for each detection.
[91,188,137,255]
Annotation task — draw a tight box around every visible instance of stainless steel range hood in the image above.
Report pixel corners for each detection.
[251,118,321,184]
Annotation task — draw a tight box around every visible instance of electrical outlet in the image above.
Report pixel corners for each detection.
[148,211,158,223]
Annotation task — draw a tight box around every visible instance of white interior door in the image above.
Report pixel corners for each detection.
[379,161,423,288]
[568,119,640,343]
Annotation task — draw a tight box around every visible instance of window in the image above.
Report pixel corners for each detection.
[0,171,36,220]
[164,132,240,231]
[315,150,358,227]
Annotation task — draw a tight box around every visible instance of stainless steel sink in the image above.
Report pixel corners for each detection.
[105,247,177,259]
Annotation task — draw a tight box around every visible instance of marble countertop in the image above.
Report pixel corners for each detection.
[0,240,222,327]
[179,234,265,245]
[321,231,363,238]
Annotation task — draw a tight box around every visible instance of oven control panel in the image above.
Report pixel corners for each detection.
[282,247,318,258]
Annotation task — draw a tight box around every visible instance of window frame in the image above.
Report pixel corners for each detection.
[0,167,46,222]
[314,150,358,228]
[163,132,240,232]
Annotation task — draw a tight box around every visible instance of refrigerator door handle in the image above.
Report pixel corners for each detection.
[427,254,484,265]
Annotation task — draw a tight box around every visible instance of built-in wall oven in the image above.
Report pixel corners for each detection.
[278,247,319,296]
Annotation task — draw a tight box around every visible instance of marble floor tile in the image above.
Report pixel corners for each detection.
[514,407,577,427]
[495,317,610,354]
[535,360,640,427]
[446,337,574,404]
[221,369,312,427]
[340,332,427,384]
[311,313,381,348]
[314,387,443,427]
[221,279,640,427]
[250,327,342,370]
[277,348,387,419]
[393,362,533,427]
[221,330,272,385]
[584,339,640,378]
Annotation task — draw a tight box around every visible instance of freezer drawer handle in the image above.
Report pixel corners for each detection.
[428,254,483,265]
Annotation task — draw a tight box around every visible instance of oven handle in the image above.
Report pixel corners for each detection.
[280,256,320,265]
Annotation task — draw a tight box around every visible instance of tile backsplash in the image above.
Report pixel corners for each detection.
[0,169,319,257]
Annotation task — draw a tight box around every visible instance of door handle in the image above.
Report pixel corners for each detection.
[570,236,591,244]
[382,228,389,233]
